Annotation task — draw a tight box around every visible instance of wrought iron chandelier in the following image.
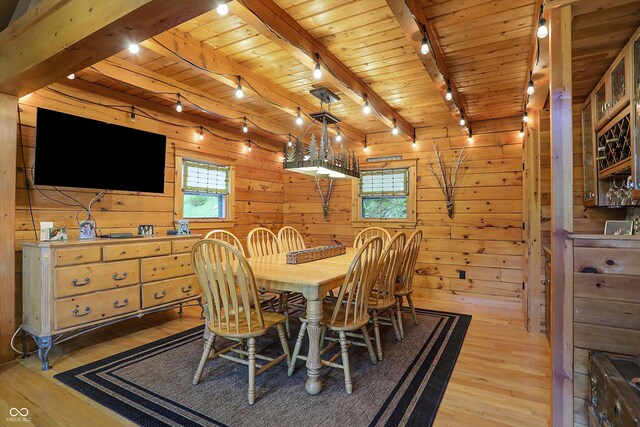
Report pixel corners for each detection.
[283,88,360,180]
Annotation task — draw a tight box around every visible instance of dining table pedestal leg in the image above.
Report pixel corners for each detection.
[304,295,323,395]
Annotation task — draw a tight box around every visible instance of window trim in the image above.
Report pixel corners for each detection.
[174,150,235,227]
[351,159,417,227]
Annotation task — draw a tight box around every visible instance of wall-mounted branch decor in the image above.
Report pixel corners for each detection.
[427,140,466,218]
[314,177,335,218]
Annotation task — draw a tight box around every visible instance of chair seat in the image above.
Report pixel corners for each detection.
[300,303,370,332]
[209,310,286,339]
[394,286,414,297]
[368,299,395,311]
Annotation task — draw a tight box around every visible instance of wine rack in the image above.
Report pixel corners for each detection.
[597,113,631,178]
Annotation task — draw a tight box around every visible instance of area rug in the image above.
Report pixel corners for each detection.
[55,308,470,427]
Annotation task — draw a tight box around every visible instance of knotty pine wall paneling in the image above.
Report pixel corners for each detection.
[285,118,525,307]
[13,87,284,331]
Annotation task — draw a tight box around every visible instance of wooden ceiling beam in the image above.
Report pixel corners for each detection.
[230,0,415,140]
[386,0,469,133]
[144,30,364,143]
[53,78,286,148]
[0,0,225,96]
[91,56,292,140]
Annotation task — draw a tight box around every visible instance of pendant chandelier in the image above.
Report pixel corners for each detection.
[283,88,360,180]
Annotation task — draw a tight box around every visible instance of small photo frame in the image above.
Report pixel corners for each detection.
[177,219,190,235]
[138,224,155,237]
[40,221,53,241]
[49,227,68,241]
[79,220,96,240]
[604,220,634,236]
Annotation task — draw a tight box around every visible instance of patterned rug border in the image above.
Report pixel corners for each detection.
[55,308,471,427]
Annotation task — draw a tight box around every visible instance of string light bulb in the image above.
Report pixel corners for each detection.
[523,111,529,123]
[235,77,244,99]
[287,133,293,147]
[391,120,399,135]
[128,42,139,54]
[216,1,228,15]
[412,137,417,148]
[313,54,322,79]
[537,5,548,39]
[445,80,453,101]
[468,129,474,144]
[420,36,429,55]
[364,140,368,152]
[176,94,183,112]
[459,111,466,127]
[519,124,525,138]
[527,71,535,95]
[296,107,303,125]
[129,107,136,122]
[335,127,342,142]
[242,117,248,133]
[247,140,252,152]
[67,73,75,80]
[199,126,204,141]
[363,95,371,115]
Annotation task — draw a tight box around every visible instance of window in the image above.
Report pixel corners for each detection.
[182,159,228,219]
[352,159,417,225]
[360,169,408,219]
[174,153,235,225]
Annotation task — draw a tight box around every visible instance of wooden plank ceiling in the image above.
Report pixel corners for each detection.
[51,0,545,145]
[571,0,640,104]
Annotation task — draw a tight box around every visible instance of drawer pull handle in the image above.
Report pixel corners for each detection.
[155,247,161,252]
[181,285,192,293]
[113,299,129,309]
[180,263,185,267]
[72,277,91,286]
[154,290,167,299]
[72,306,91,317]
[121,250,127,255]
[113,272,128,281]
[76,254,84,259]
[184,245,189,249]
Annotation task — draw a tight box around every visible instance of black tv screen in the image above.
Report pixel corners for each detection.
[34,108,166,193]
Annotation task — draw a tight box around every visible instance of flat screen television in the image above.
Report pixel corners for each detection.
[34,108,167,194]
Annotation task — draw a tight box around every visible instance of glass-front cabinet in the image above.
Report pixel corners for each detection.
[594,81,608,127]
[611,57,627,108]
[633,33,640,198]
[594,46,631,131]
[582,101,596,205]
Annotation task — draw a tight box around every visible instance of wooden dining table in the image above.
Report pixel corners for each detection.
[247,247,356,395]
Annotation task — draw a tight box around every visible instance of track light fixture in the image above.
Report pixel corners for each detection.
[128,42,140,54]
[313,54,322,79]
[363,95,371,115]
[242,117,248,133]
[216,1,229,16]
[537,5,548,39]
[235,76,244,99]
[296,107,303,125]
[176,94,183,112]
[445,80,453,101]
[527,71,535,95]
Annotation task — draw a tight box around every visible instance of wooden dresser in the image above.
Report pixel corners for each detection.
[21,235,202,370]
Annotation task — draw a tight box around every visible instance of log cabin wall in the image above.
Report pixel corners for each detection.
[284,117,525,308]
[13,88,285,329]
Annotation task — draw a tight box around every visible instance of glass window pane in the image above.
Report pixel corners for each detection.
[362,197,407,219]
[183,193,222,218]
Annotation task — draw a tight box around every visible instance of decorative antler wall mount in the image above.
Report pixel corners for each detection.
[427,139,466,218]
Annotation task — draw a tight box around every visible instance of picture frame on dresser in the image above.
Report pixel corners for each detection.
[604,220,634,235]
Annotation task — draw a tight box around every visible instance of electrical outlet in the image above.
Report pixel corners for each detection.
[459,270,466,279]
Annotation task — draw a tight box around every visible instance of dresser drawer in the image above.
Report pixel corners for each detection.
[141,276,200,308]
[56,247,102,266]
[103,241,171,261]
[55,260,140,298]
[141,253,193,282]
[171,238,200,254]
[55,286,141,330]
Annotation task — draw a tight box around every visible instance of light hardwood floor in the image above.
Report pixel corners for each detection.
[0,298,550,426]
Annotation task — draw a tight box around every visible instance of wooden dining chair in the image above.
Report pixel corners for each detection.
[288,236,383,394]
[353,226,391,248]
[395,229,423,339]
[368,232,405,360]
[247,227,291,337]
[191,239,290,405]
[277,226,306,253]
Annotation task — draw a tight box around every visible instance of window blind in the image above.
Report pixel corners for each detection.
[182,160,229,195]
[359,168,408,196]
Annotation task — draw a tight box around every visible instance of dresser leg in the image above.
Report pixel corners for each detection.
[21,331,30,359]
[35,336,53,371]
